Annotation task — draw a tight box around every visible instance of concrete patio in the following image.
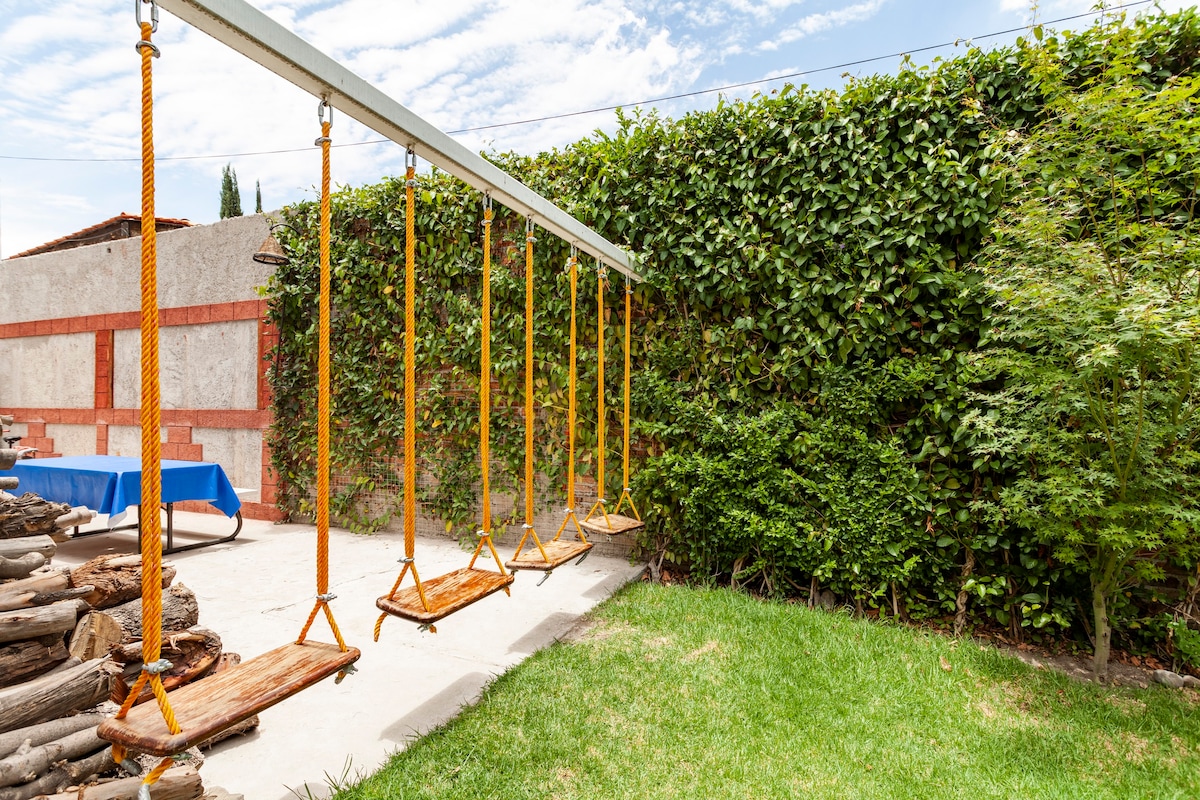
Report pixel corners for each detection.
[52,512,645,799]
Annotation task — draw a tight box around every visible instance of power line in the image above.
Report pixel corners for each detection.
[0,0,1153,165]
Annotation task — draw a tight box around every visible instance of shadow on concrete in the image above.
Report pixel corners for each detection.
[506,611,578,655]
[378,672,492,747]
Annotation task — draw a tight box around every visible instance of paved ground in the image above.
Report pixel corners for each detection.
[53,512,645,800]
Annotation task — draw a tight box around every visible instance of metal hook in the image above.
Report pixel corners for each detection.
[405,146,417,169]
[318,97,332,125]
[136,0,159,33]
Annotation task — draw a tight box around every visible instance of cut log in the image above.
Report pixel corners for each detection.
[0,714,106,760]
[0,638,69,688]
[36,765,202,800]
[0,570,69,611]
[54,507,95,530]
[0,747,115,800]
[0,539,55,564]
[69,613,126,662]
[70,555,175,610]
[112,627,222,706]
[0,602,80,645]
[104,584,198,640]
[0,494,73,540]
[0,555,44,581]
[0,453,15,473]
[0,481,16,493]
[195,653,258,749]
[0,658,119,734]
[0,417,12,428]
[0,725,105,787]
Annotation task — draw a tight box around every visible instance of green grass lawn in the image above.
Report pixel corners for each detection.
[330,583,1200,800]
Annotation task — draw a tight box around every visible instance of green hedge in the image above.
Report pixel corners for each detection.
[265,9,1200,653]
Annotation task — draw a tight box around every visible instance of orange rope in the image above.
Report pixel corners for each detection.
[552,251,587,544]
[116,14,180,741]
[585,263,611,527]
[480,200,493,537]
[614,276,641,521]
[297,103,347,651]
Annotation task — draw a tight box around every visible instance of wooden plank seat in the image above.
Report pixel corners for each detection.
[506,539,593,572]
[376,567,514,624]
[579,513,644,536]
[96,641,360,757]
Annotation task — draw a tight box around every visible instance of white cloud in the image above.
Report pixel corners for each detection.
[761,0,888,50]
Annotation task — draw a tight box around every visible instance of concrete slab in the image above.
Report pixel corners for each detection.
[52,511,645,800]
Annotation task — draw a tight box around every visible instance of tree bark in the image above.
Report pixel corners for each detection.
[0,602,81,645]
[0,480,17,493]
[35,765,202,800]
[0,658,119,734]
[0,638,69,689]
[70,556,175,610]
[111,627,222,706]
[0,539,55,564]
[1093,579,1112,682]
[103,584,199,640]
[0,714,106,760]
[954,546,975,638]
[0,555,45,581]
[0,726,105,787]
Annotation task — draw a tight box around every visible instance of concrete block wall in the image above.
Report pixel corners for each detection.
[0,214,284,520]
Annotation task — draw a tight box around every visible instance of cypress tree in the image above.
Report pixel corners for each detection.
[219,164,243,219]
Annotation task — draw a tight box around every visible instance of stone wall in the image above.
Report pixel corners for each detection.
[0,214,283,520]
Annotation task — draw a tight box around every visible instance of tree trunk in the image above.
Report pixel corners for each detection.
[0,555,45,581]
[954,546,975,638]
[36,765,202,800]
[0,639,69,688]
[0,658,119,734]
[1092,580,1112,682]
[0,714,106,760]
[70,555,175,610]
[0,748,115,800]
[0,726,105,787]
[0,539,55,564]
[103,584,199,640]
[0,602,81,645]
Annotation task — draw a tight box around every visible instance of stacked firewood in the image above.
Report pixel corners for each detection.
[0,475,250,799]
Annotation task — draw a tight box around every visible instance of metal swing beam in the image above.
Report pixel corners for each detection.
[155,0,641,281]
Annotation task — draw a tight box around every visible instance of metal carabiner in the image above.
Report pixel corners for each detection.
[405,146,417,170]
[317,97,332,126]
[136,0,159,33]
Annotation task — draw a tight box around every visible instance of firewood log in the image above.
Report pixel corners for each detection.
[0,638,69,689]
[36,765,202,800]
[70,556,175,610]
[0,555,43,581]
[103,584,199,641]
[0,495,72,540]
[69,613,125,662]
[0,602,80,645]
[0,481,16,493]
[54,507,95,530]
[0,453,15,473]
[0,570,69,611]
[0,726,106,787]
[0,539,55,564]
[0,714,106,760]
[0,747,115,800]
[111,627,222,705]
[0,658,118,734]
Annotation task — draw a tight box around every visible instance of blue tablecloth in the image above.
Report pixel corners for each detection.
[7,456,241,518]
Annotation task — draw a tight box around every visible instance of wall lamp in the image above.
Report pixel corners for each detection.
[252,222,302,266]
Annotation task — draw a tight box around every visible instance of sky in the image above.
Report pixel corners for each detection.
[0,0,1192,259]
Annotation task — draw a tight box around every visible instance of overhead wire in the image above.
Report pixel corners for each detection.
[0,0,1154,166]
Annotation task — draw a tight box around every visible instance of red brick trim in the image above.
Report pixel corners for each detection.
[0,300,267,340]
[173,499,285,522]
[3,408,272,430]
[94,330,114,410]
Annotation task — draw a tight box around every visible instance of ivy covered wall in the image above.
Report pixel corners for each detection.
[265,10,1200,652]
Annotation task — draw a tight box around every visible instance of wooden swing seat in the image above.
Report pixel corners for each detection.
[506,539,593,572]
[580,513,644,536]
[96,641,361,757]
[376,567,514,624]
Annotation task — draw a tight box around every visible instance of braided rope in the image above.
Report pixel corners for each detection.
[404,161,417,562]
[551,253,587,544]
[480,203,493,536]
[615,278,641,521]
[119,17,180,739]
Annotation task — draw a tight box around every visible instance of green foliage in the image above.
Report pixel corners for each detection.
[262,8,1200,656]
[255,180,263,214]
[219,163,242,219]
[968,18,1200,676]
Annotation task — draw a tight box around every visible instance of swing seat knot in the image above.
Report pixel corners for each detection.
[143,658,173,675]
[316,592,337,603]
